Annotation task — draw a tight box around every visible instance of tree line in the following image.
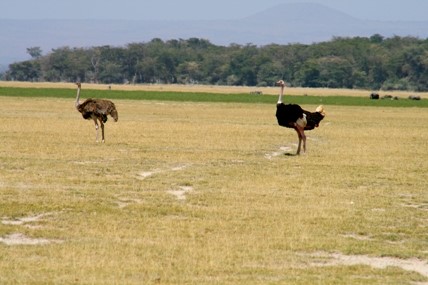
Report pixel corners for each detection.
[2,35,428,91]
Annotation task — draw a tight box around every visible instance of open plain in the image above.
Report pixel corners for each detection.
[0,86,427,284]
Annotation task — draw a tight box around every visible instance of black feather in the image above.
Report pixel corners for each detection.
[304,110,325,130]
[276,103,304,128]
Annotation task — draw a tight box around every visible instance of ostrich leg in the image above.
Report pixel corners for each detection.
[100,122,105,143]
[296,131,302,155]
[295,126,306,155]
[93,119,100,142]
[302,132,306,153]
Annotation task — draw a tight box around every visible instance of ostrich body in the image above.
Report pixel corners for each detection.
[275,80,325,155]
[75,83,118,142]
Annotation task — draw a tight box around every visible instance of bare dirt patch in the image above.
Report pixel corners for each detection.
[137,164,191,180]
[0,233,62,246]
[167,186,194,201]
[2,212,55,228]
[115,197,144,209]
[137,170,162,180]
[265,146,295,159]
[1,213,62,245]
[341,233,373,241]
[307,252,428,279]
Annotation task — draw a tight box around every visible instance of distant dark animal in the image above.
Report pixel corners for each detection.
[408,95,421,100]
[382,94,399,100]
[275,80,325,155]
[75,83,118,143]
[370,93,379,99]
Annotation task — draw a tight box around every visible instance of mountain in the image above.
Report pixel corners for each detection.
[1,3,427,69]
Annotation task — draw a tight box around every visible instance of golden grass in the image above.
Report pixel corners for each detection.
[2,80,428,98]
[0,96,427,284]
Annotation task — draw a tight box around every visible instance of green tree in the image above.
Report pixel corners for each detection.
[99,62,125,84]
[295,59,321,87]
[5,35,428,91]
[317,56,354,88]
[8,61,40,81]
[26,47,42,59]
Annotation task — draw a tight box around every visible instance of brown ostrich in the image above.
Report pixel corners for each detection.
[275,80,325,155]
[75,82,118,143]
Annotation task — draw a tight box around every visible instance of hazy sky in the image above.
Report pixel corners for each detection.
[1,0,428,22]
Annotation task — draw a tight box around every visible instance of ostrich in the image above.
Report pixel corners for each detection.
[75,82,118,143]
[275,80,325,155]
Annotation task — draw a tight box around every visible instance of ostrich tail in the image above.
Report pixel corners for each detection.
[316,105,326,116]
[304,106,325,130]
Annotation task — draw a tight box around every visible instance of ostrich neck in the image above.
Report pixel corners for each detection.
[277,86,284,104]
[75,87,81,108]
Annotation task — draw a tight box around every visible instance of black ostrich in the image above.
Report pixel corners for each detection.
[275,80,325,155]
[75,83,118,143]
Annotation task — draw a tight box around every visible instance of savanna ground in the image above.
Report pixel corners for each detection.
[0,83,427,284]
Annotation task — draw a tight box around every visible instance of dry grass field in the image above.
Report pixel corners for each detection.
[0,93,427,284]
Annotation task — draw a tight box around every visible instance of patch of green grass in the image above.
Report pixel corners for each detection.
[0,87,427,107]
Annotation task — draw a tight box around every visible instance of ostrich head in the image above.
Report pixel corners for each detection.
[275,80,286,104]
[275,80,286,87]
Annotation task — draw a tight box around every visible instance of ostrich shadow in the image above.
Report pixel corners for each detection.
[280,145,297,156]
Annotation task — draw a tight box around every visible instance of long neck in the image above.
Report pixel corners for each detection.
[75,86,81,108]
[277,85,284,104]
